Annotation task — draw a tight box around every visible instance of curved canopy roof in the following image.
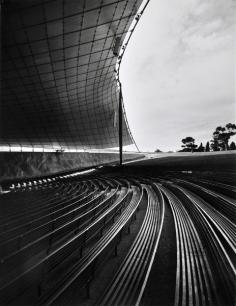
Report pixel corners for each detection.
[1,0,144,151]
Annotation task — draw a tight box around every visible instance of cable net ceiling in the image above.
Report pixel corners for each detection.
[1,0,143,150]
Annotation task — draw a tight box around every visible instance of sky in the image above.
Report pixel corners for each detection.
[120,0,235,152]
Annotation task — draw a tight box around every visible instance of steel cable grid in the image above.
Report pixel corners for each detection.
[1,0,146,151]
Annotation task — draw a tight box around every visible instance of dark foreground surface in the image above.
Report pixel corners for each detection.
[0,153,235,305]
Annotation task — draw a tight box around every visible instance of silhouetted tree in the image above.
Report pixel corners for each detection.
[212,123,236,150]
[197,142,204,152]
[229,141,236,150]
[210,138,220,151]
[154,149,162,153]
[205,142,210,152]
[181,137,197,152]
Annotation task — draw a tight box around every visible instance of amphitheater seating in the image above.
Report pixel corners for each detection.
[0,169,235,305]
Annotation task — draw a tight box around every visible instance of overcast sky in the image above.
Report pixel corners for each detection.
[120,0,235,152]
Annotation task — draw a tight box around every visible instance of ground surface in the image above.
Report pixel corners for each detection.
[125,151,236,171]
[0,152,235,305]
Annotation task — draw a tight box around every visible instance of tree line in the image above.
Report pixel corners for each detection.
[180,123,236,152]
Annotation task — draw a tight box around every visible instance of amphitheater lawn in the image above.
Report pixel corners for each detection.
[124,151,236,172]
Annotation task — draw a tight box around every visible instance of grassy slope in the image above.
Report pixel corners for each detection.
[0,152,142,182]
[124,151,236,171]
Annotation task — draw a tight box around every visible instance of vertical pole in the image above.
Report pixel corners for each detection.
[118,82,123,166]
